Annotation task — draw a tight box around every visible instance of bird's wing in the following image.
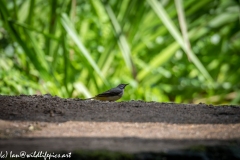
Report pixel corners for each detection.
[96,88,121,97]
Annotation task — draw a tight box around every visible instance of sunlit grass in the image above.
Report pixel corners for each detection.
[0,0,239,104]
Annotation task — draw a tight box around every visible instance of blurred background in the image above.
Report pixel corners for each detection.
[0,0,239,104]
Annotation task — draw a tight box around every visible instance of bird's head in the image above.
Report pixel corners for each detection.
[117,84,128,89]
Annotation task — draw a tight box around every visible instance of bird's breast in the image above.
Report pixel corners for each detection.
[94,95,122,101]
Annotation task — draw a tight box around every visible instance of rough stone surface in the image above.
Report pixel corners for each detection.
[0,95,240,156]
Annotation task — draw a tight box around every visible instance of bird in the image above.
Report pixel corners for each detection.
[86,84,128,101]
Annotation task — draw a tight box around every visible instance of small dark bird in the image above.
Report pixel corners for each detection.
[86,84,128,101]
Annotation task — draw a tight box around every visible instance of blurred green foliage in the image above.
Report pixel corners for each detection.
[0,0,240,104]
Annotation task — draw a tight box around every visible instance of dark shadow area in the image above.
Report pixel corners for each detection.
[0,137,239,160]
[0,95,239,124]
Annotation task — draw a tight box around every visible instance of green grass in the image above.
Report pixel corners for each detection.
[0,0,240,104]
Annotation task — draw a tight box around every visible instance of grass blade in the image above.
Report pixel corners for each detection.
[175,0,191,61]
[61,13,107,83]
[148,0,213,82]
[103,2,135,77]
